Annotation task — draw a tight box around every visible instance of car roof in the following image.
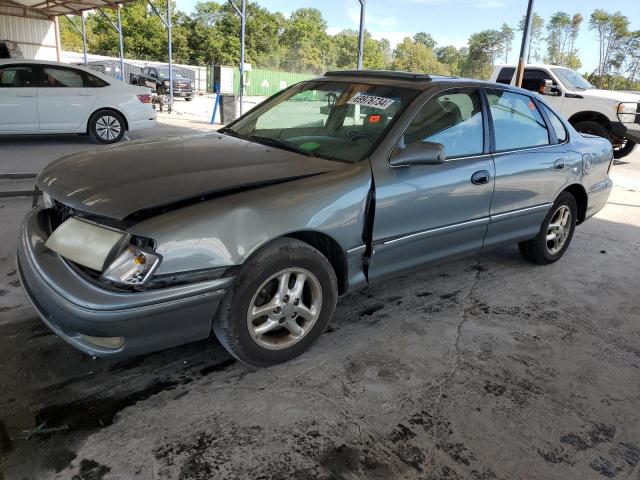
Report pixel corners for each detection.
[316,70,510,91]
[494,63,570,70]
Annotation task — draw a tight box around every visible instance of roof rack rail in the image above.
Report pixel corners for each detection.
[323,70,454,81]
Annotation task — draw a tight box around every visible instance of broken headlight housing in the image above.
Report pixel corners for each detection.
[102,245,161,287]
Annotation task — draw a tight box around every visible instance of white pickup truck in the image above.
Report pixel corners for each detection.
[490,64,640,158]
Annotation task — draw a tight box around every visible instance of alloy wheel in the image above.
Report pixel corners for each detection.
[546,205,572,255]
[95,115,122,141]
[246,268,323,350]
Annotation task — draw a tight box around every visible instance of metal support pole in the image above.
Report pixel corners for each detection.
[116,6,125,82]
[167,0,174,106]
[515,0,534,87]
[53,16,62,62]
[81,12,88,65]
[357,0,366,70]
[239,0,245,115]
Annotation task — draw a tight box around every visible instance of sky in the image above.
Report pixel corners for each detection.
[175,0,640,74]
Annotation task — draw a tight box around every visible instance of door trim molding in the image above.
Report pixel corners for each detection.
[376,217,490,250]
[489,203,552,222]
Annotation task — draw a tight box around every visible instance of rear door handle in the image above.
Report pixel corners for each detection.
[554,159,565,170]
[16,92,35,97]
[471,170,490,185]
[78,90,94,96]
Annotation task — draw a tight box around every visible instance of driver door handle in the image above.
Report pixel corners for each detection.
[471,170,490,185]
[554,159,565,170]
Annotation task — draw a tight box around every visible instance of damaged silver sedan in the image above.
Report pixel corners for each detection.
[18,71,613,366]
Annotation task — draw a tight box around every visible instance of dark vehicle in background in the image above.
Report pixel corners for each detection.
[0,40,24,59]
[130,66,194,101]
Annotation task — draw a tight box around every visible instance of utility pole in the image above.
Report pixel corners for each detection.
[515,0,534,87]
[167,0,174,105]
[81,11,88,64]
[357,0,366,70]
[228,0,245,115]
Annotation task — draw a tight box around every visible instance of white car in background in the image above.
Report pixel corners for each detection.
[0,60,156,144]
[490,64,640,159]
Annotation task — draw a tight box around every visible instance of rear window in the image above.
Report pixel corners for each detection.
[85,72,109,87]
[496,67,515,85]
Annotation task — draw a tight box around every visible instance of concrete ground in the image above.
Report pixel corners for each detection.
[0,130,639,479]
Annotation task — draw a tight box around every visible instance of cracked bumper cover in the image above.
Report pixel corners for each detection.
[17,209,232,358]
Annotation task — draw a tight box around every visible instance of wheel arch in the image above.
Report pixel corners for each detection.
[561,183,588,224]
[568,111,611,130]
[283,230,349,296]
[86,107,129,134]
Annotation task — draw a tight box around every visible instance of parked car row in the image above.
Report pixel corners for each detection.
[0,60,156,143]
[18,70,614,366]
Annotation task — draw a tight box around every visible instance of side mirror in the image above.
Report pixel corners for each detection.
[389,141,446,167]
[539,79,561,96]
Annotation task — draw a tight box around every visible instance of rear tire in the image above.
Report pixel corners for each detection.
[88,110,125,144]
[518,192,577,265]
[213,238,338,367]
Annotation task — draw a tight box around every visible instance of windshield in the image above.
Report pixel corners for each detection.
[223,80,419,163]
[157,69,186,79]
[551,68,594,90]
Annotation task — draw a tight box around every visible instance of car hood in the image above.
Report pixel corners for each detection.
[578,88,640,103]
[38,133,345,221]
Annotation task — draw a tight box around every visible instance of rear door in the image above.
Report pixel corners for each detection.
[37,65,98,131]
[368,88,495,281]
[0,63,38,132]
[483,88,579,248]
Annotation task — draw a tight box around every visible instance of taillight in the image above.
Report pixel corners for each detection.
[137,94,152,104]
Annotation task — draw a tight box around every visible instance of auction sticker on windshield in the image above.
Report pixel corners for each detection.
[347,94,396,110]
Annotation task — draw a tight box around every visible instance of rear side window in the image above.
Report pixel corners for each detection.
[42,66,84,87]
[85,72,109,87]
[0,65,33,87]
[496,67,515,85]
[487,90,550,151]
[403,89,484,158]
[540,103,567,143]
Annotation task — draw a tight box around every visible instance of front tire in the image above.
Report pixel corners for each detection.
[518,192,577,265]
[89,110,125,144]
[213,238,338,367]
[613,139,636,159]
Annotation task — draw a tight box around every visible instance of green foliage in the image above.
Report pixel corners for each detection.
[57,2,638,90]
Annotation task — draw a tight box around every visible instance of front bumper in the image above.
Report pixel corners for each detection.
[17,209,232,358]
[611,121,640,144]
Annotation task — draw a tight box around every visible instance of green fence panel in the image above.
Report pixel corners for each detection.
[233,68,316,96]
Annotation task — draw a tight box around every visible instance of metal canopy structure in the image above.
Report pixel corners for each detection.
[0,0,132,20]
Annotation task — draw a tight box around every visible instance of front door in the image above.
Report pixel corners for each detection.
[37,65,97,131]
[368,88,495,282]
[0,64,38,132]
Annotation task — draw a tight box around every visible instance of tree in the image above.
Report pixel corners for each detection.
[463,29,503,79]
[413,32,436,50]
[500,23,515,63]
[589,10,630,87]
[546,12,572,65]
[279,8,334,73]
[435,45,465,75]
[391,37,446,74]
[519,12,544,62]
[333,29,389,70]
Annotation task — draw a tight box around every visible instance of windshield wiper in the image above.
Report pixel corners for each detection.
[218,126,240,137]
[249,135,316,157]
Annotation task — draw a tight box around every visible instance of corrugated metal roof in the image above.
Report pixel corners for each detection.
[0,0,137,20]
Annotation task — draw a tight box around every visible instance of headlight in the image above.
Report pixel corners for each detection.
[102,246,161,286]
[618,102,638,123]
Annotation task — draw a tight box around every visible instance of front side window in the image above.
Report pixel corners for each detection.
[487,90,550,151]
[42,67,84,87]
[0,65,33,87]
[224,80,419,163]
[540,103,568,143]
[522,69,556,92]
[402,89,485,158]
